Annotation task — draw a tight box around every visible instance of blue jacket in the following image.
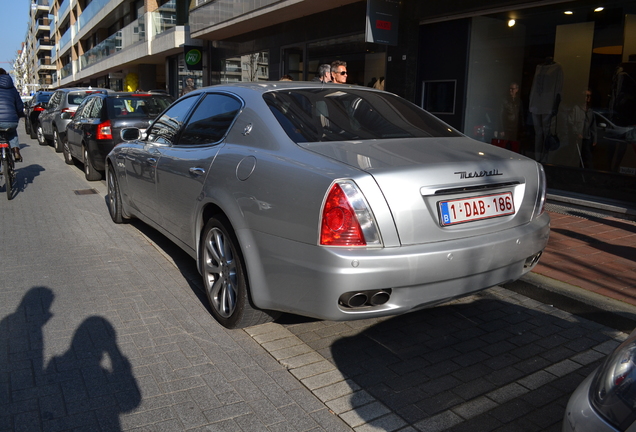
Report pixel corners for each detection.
[0,74,24,123]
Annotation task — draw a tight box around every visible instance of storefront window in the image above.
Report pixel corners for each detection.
[178,55,203,96]
[220,51,269,83]
[305,34,386,86]
[461,0,636,199]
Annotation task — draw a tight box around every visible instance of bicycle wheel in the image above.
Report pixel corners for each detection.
[3,158,12,200]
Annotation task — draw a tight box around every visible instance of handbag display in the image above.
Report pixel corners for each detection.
[544,133,560,151]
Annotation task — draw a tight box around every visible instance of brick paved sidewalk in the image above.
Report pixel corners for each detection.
[532,208,636,307]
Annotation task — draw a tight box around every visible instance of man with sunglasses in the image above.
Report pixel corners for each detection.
[330,60,348,84]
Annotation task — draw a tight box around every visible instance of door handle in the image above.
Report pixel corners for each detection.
[189,167,205,176]
[147,158,157,164]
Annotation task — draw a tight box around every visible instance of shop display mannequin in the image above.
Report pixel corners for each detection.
[529,57,563,161]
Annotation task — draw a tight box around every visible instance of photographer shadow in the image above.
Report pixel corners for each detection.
[0,287,140,431]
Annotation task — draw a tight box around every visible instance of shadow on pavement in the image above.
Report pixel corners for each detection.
[0,287,140,431]
[127,219,212,314]
[15,163,45,194]
[326,292,614,431]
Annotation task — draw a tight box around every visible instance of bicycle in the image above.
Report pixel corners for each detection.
[0,127,16,200]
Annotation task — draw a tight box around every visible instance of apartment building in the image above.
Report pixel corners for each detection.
[38,0,200,95]
[21,0,55,93]
[188,0,636,204]
[16,0,636,203]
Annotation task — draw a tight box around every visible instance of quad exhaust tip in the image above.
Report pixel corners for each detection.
[524,251,543,268]
[339,289,392,309]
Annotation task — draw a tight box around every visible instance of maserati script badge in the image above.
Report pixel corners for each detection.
[454,169,503,179]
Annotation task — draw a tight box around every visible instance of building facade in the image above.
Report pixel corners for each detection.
[38,0,201,95]
[23,0,55,93]
[16,0,636,204]
[189,0,636,204]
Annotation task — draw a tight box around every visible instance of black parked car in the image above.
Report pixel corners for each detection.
[24,91,54,139]
[65,91,174,180]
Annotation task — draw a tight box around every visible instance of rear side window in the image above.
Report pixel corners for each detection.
[89,98,103,118]
[178,93,241,145]
[263,89,462,143]
[147,96,198,145]
[74,98,94,120]
[67,92,88,106]
[37,93,52,104]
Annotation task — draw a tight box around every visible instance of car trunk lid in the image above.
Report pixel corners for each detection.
[301,137,541,245]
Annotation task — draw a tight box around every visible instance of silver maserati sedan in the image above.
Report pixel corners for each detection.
[106,82,550,329]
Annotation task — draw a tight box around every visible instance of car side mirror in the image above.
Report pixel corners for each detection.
[120,128,142,141]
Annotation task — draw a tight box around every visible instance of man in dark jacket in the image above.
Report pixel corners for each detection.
[0,68,24,162]
[311,64,331,83]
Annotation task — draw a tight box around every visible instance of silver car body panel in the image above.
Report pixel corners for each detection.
[240,213,549,320]
[303,137,538,244]
[562,373,623,432]
[107,82,550,322]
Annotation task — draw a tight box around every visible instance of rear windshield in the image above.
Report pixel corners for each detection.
[106,96,173,119]
[36,93,52,103]
[263,89,462,143]
[66,92,96,106]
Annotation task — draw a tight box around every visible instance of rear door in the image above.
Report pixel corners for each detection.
[154,92,242,248]
[40,90,62,137]
[66,98,95,158]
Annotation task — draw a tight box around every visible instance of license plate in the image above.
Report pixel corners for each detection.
[439,192,515,226]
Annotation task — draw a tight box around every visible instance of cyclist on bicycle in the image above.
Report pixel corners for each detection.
[0,68,24,162]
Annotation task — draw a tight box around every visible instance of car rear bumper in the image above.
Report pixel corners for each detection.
[242,213,550,321]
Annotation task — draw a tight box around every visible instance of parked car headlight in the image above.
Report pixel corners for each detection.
[532,164,547,220]
[590,334,636,430]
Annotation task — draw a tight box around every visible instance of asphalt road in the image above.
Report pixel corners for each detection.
[0,123,627,432]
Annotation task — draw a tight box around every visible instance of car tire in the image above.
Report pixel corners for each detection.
[53,129,63,153]
[83,146,102,181]
[29,121,37,139]
[62,139,74,165]
[201,217,279,329]
[107,166,126,224]
[36,125,47,146]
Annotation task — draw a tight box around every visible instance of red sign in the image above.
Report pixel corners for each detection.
[376,20,392,30]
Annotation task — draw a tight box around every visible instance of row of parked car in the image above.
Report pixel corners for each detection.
[24,87,174,180]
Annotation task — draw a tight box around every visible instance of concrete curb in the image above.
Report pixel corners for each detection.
[503,272,636,333]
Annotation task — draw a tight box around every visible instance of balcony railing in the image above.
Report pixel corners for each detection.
[38,57,53,66]
[78,2,177,71]
[58,0,69,20]
[60,62,72,79]
[36,38,53,50]
[149,1,177,37]
[59,29,71,53]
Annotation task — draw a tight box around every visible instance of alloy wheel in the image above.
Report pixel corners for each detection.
[203,226,238,319]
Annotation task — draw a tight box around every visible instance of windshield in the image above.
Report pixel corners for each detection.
[263,89,461,143]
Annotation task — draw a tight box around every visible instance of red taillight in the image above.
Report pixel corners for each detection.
[97,120,112,140]
[34,105,45,112]
[320,183,366,246]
